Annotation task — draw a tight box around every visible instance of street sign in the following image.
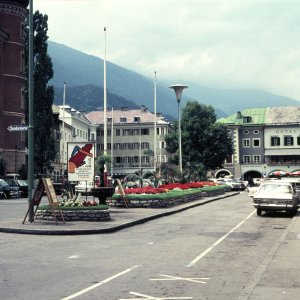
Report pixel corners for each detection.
[7,125,28,132]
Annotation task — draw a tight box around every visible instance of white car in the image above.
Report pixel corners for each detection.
[252,181,299,216]
[74,181,95,195]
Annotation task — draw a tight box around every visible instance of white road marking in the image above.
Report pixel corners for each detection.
[61,265,140,300]
[186,210,256,267]
[68,255,79,259]
[150,274,210,284]
[119,291,193,299]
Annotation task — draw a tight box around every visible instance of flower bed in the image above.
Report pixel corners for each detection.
[110,184,229,208]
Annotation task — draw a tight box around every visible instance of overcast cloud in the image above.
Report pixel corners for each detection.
[35,0,300,100]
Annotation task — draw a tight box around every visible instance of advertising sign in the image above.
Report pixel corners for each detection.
[67,142,95,181]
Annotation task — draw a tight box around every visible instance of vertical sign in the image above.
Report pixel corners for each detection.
[67,142,95,181]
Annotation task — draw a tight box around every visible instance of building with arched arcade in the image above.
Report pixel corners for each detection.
[217,106,300,180]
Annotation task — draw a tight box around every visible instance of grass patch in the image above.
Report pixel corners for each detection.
[38,204,109,211]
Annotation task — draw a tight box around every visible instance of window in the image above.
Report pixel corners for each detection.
[141,142,149,149]
[253,155,260,163]
[107,117,112,123]
[297,136,300,145]
[253,138,260,147]
[141,128,149,135]
[133,116,140,122]
[141,156,149,163]
[243,130,249,134]
[243,155,251,164]
[116,129,120,136]
[284,136,294,146]
[20,88,25,110]
[120,117,127,122]
[243,116,252,123]
[253,130,259,134]
[243,139,250,148]
[20,50,25,73]
[271,136,280,146]
[225,155,233,164]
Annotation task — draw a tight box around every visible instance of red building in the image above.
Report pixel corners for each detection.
[0,0,28,173]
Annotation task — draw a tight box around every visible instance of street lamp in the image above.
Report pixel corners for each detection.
[169,84,188,175]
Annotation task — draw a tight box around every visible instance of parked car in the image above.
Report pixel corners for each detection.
[0,179,21,199]
[4,173,21,180]
[75,181,96,195]
[6,179,28,197]
[223,178,246,191]
[252,181,299,216]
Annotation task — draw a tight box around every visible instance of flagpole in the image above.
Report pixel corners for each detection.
[103,27,107,185]
[154,71,157,173]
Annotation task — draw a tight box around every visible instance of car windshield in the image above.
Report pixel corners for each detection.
[16,180,28,186]
[0,180,9,187]
[260,184,292,194]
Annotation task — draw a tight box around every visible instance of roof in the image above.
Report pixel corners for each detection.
[85,108,169,125]
[218,106,300,126]
[265,106,300,124]
[218,108,267,125]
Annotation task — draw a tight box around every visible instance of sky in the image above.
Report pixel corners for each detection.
[35,0,300,100]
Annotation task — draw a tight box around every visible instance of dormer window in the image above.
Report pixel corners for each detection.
[120,117,127,122]
[107,117,112,122]
[133,116,140,122]
[243,116,252,123]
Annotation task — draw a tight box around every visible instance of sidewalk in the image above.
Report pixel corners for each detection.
[0,192,239,235]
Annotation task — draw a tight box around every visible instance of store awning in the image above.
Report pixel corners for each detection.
[264,149,300,156]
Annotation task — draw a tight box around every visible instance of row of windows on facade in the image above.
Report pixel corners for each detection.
[228,129,260,135]
[53,127,166,142]
[242,136,300,148]
[225,154,261,164]
[58,152,167,164]
[97,127,168,137]
[96,142,167,151]
[114,155,167,164]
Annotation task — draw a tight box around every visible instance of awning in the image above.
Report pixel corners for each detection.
[264,149,300,156]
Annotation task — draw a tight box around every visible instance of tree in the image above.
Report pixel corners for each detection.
[166,101,233,180]
[25,11,56,174]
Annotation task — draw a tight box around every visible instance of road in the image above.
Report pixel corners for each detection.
[0,192,294,300]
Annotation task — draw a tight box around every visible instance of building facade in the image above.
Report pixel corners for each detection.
[85,106,172,176]
[218,107,300,180]
[0,0,28,173]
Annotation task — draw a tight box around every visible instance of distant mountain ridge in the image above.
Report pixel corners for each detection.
[48,41,300,118]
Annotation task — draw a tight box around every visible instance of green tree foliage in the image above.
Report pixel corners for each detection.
[166,101,233,180]
[25,11,56,174]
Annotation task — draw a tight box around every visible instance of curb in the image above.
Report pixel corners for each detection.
[0,192,240,235]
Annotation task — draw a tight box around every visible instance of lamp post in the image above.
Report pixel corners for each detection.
[28,0,34,222]
[169,84,188,176]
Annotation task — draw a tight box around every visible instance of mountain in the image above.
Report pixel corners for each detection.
[48,41,300,118]
[182,83,300,116]
[48,41,177,119]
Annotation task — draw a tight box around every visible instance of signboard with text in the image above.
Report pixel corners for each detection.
[67,142,95,181]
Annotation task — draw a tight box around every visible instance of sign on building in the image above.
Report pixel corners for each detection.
[67,142,95,181]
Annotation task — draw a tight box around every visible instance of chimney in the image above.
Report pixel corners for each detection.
[236,111,242,119]
[121,106,128,111]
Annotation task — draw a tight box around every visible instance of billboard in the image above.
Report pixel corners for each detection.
[67,142,95,181]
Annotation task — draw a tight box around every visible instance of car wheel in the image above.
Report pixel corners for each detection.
[257,208,262,216]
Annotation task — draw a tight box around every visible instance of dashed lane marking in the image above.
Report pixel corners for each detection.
[119,291,193,299]
[61,265,140,300]
[150,274,210,284]
[186,210,256,267]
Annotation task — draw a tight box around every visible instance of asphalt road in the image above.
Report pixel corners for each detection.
[0,192,295,300]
